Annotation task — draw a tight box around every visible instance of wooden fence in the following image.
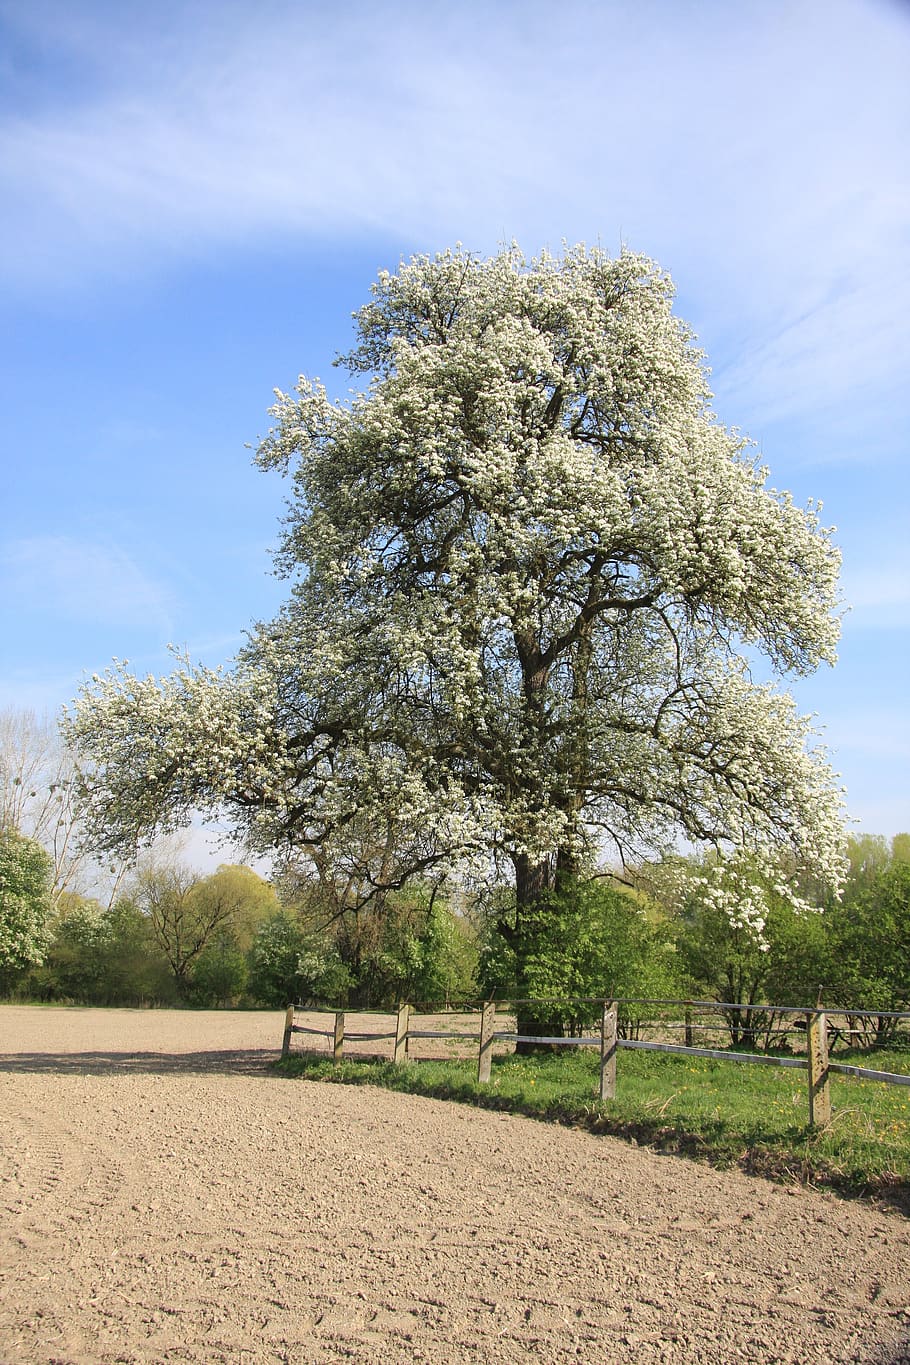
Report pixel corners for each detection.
[280,998,910,1127]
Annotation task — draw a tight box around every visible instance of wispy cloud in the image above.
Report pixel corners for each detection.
[825,709,910,761]
[711,237,910,435]
[842,556,910,628]
[0,668,90,717]
[1,535,175,635]
[2,1,907,456]
[2,5,906,268]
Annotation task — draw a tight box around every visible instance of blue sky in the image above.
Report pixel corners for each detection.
[1,0,908,864]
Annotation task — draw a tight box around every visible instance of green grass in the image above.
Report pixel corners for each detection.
[276,1044,910,1208]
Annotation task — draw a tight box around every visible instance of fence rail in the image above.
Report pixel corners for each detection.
[280,998,910,1127]
[828,1061,910,1087]
[618,1039,809,1067]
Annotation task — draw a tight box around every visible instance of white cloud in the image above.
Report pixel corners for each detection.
[710,234,910,437]
[2,0,907,453]
[1,4,906,265]
[1,535,175,634]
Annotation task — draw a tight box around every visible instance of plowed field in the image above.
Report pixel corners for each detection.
[1,1006,908,1363]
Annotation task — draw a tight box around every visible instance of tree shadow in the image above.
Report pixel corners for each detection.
[0,1049,280,1077]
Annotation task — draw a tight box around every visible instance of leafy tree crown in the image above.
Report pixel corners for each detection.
[65,244,846,917]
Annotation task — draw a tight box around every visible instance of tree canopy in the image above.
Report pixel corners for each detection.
[134,859,277,994]
[65,245,845,962]
[1,706,123,903]
[0,828,54,979]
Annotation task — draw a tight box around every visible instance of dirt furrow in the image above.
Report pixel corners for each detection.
[0,1007,907,1364]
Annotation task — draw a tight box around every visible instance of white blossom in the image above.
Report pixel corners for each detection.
[64,244,847,915]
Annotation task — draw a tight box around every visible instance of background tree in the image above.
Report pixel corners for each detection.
[36,895,115,1002]
[1,706,126,905]
[350,889,478,1007]
[675,894,788,1049]
[0,829,54,991]
[135,859,277,999]
[247,912,306,1007]
[643,850,832,1046]
[891,833,910,865]
[841,834,893,897]
[65,244,846,1036]
[199,864,279,953]
[823,847,910,1044]
[190,930,250,1007]
[270,867,477,1008]
[32,894,171,1005]
[264,808,484,1008]
[246,911,351,1008]
[759,900,830,1015]
[481,879,681,1038]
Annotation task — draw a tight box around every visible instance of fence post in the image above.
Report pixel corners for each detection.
[684,1001,693,1050]
[281,1003,295,1059]
[807,1009,831,1126]
[333,1010,345,1064]
[600,1001,617,1101]
[477,1002,496,1084]
[394,1003,411,1065]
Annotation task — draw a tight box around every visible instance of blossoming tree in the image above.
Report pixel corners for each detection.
[65,245,845,1023]
[0,829,53,984]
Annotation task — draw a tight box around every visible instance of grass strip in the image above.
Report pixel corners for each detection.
[275,1046,910,1211]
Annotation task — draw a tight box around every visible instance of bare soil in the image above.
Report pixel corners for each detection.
[1,1006,908,1364]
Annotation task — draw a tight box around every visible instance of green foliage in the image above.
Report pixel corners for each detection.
[191,865,278,953]
[760,899,830,1006]
[39,896,112,1000]
[675,899,768,1008]
[0,829,53,987]
[184,866,279,1005]
[843,834,893,894]
[19,861,281,1007]
[824,860,910,1041]
[294,940,352,1007]
[675,891,830,1045]
[892,833,910,865]
[190,931,248,1006]
[366,894,478,1007]
[483,880,682,1034]
[32,895,174,1005]
[246,912,350,1008]
[136,860,277,997]
[276,881,479,1010]
[247,912,306,1006]
[646,837,910,1047]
